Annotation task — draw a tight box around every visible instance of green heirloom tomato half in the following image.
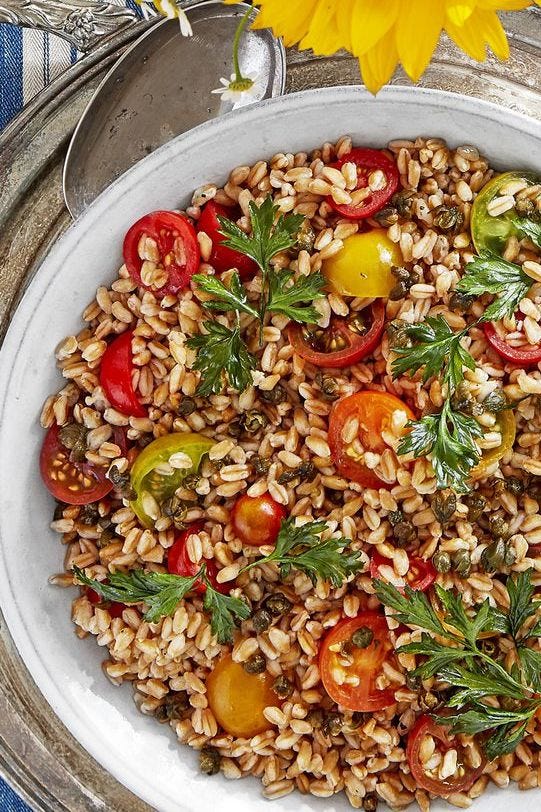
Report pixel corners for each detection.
[130,432,213,527]
[471,170,539,256]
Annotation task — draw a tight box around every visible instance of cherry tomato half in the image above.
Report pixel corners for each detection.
[328,391,415,489]
[99,331,146,418]
[288,301,385,368]
[471,171,539,256]
[123,210,200,297]
[85,588,126,618]
[207,654,276,738]
[484,319,541,367]
[470,408,516,481]
[370,552,436,593]
[130,433,214,527]
[407,715,486,797]
[231,493,287,547]
[327,148,399,219]
[320,613,395,712]
[40,424,113,506]
[167,523,226,594]
[197,200,258,279]
[323,230,402,298]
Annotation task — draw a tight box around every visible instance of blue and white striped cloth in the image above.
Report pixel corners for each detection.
[0,0,142,129]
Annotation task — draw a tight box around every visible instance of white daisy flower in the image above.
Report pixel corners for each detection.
[211,72,264,109]
[138,1,192,37]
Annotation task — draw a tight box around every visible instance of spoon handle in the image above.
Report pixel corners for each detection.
[0,0,139,51]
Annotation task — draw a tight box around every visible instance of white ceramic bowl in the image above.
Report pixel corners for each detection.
[1,86,540,812]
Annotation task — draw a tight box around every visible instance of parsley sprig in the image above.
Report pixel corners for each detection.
[241,517,365,587]
[188,197,326,394]
[456,252,531,322]
[391,315,482,492]
[73,564,250,644]
[375,569,541,759]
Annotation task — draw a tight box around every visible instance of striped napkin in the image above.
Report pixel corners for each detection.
[0,0,142,129]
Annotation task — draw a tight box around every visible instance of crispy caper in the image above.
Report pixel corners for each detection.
[252,608,272,634]
[251,455,271,476]
[107,465,136,500]
[351,626,374,649]
[452,549,472,578]
[306,708,324,729]
[373,206,399,227]
[295,219,316,254]
[262,592,292,617]
[389,280,409,301]
[348,711,369,729]
[260,384,287,404]
[363,793,378,812]
[161,494,188,524]
[463,492,486,523]
[78,503,100,525]
[199,746,221,776]
[483,389,508,414]
[178,396,197,416]
[183,472,200,490]
[432,204,464,233]
[243,410,268,434]
[97,525,118,548]
[452,382,484,416]
[278,460,316,485]
[489,516,509,540]
[53,502,66,522]
[392,520,416,548]
[479,639,498,658]
[448,290,475,314]
[516,197,536,216]
[322,711,343,737]
[156,691,190,722]
[392,190,416,218]
[228,418,243,438]
[432,550,451,574]
[243,652,267,675]
[348,312,369,336]
[505,476,526,496]
[481,538,515,572]
[388,510,403,526]
[315,371,339,401]
[273,675,294,699]
[386,320,412,350]
[59,422,88,462]
[419,690,442,712]
[405,672,422,691]
[432,492,457,526]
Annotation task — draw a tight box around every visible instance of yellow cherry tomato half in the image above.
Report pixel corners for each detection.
[470,409,516,481]
[207,655,276,738]
[322,230,402,298]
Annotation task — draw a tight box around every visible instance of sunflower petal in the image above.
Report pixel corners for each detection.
[250,0,316,46]
[395,0,445,83]
[359,28,399,95]
[445,7,510,61]
[300,0,343,56]
[349,0,399,58]
[478,0,530,9]
[445,0,476,27]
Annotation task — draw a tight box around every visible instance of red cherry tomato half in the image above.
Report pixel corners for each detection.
[288,301,385,369]
[99,331,146,418]
[407,715,486,797]
[40,424,113,506]
[370,552,436,593]
[484,320,541,366]
[320,613,396,712]
[167,523,226,594]
[85,587,125,618]
[231,493,287,547]
[328,148,399,220]
[197,200,258,280]
[123,210,200,296]
[328,391,415,489]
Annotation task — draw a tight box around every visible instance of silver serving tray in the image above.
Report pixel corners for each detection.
[0,4,541,810]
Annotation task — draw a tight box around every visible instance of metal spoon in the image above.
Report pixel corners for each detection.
[62,1,286,218]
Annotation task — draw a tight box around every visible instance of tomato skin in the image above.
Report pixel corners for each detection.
[328,391,415,489]
[370,552,436,593]
[197,201,258,279]
[231,494,287,547]
[407,715,486,796]
[327,148,399,219]
[471,171,539,256]
[207,654,276,738]
[130,432,214,527]
[484,320,541,366]
[323,230,402,298]
[471,408,516,481]
[167,523,226,594]
[40,424,113,506]
[85,587,125,618]
[123,210,200,296]
[320,613,395,711]
[288,301,385,368]
[99,331,146,418]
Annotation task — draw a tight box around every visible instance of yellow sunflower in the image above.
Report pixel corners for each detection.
[223,0,538,93]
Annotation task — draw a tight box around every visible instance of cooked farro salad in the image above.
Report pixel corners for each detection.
[40,136,541,810]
